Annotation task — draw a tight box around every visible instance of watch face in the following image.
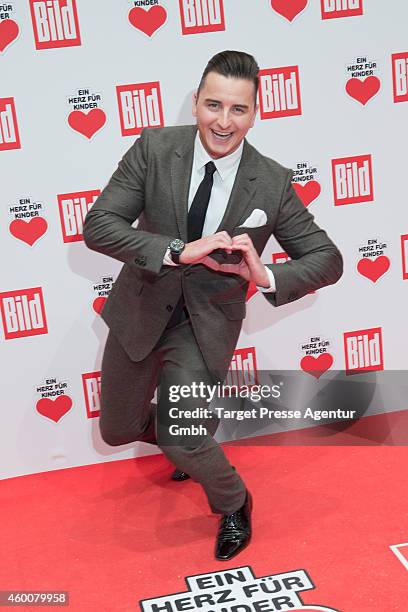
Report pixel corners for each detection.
[170,239,185,254]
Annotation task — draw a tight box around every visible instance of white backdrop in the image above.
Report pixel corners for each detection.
[1,0,407,479]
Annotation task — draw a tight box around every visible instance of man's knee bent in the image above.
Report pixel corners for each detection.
[99,421,145,447]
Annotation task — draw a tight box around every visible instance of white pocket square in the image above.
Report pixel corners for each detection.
[239,208,267,228]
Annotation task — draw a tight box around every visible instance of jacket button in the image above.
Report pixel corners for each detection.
[166,304,173,312]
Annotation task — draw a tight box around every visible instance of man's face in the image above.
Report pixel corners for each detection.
[192,71,258,159]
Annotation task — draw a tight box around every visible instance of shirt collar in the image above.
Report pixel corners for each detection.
[194,132,244,181]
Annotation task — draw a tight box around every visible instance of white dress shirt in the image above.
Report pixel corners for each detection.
[164,133,275,293]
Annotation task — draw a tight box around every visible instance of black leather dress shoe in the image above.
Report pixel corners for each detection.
[171,465,236,482]
[171,468,191,481]
[215,490,252,561]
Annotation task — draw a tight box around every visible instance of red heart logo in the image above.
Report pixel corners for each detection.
[246,282,258,302]
[128,6,167,37]
[68,108,106,139]
[345,76,381,105]
[292,181,321,207]
[357,255,390,282]
[271,0,308,21]
[300,353,333,379]
[9,217,48,246]
[0,19,19,53]
[93,296,107,314]
[36,395,73,423]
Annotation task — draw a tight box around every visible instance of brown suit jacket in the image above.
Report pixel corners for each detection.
[83,125,343,375]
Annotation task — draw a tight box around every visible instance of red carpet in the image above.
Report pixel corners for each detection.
[1,412,408,611]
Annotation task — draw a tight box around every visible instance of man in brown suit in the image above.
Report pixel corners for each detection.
[83,50,343,560]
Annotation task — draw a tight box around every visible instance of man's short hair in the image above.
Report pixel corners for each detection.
[197,50,259,103]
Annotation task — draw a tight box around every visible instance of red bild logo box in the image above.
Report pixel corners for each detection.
[179,0,225,35]
[29,0,81,50]
[0,287,48,340]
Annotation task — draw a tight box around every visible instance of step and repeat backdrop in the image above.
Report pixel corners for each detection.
[1,0,407,479]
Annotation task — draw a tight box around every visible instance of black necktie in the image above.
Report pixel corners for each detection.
[187,161,217,242]
[166,161,216,329]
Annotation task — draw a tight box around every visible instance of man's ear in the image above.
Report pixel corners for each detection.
[192,91,198,117]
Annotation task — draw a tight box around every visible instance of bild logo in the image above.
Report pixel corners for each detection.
[331,154,373,206]
[139,566,341,611]
[58,189,100,243]
[179,0,225,35]
[0,287,48,340]
[272,251,290,265]
[392,52,408,103]
[321,0,363,20]
[258,66,302,119]
[225,347,258,390]
[29,0,81,50]
[116,81,164,136]
[0,97,20,151]
[82,371,101,418]
[344,326,383,374]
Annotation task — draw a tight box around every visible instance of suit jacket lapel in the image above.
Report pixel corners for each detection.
[216,139,258,234]
[170,126,196,242]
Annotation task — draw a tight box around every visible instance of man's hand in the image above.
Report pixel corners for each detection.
[179,231,233,264]
[203,233,270,288]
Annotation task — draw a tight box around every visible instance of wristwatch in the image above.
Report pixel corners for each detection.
[169,238,185,264]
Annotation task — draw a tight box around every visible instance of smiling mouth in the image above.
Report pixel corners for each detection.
[211,129,233,140]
